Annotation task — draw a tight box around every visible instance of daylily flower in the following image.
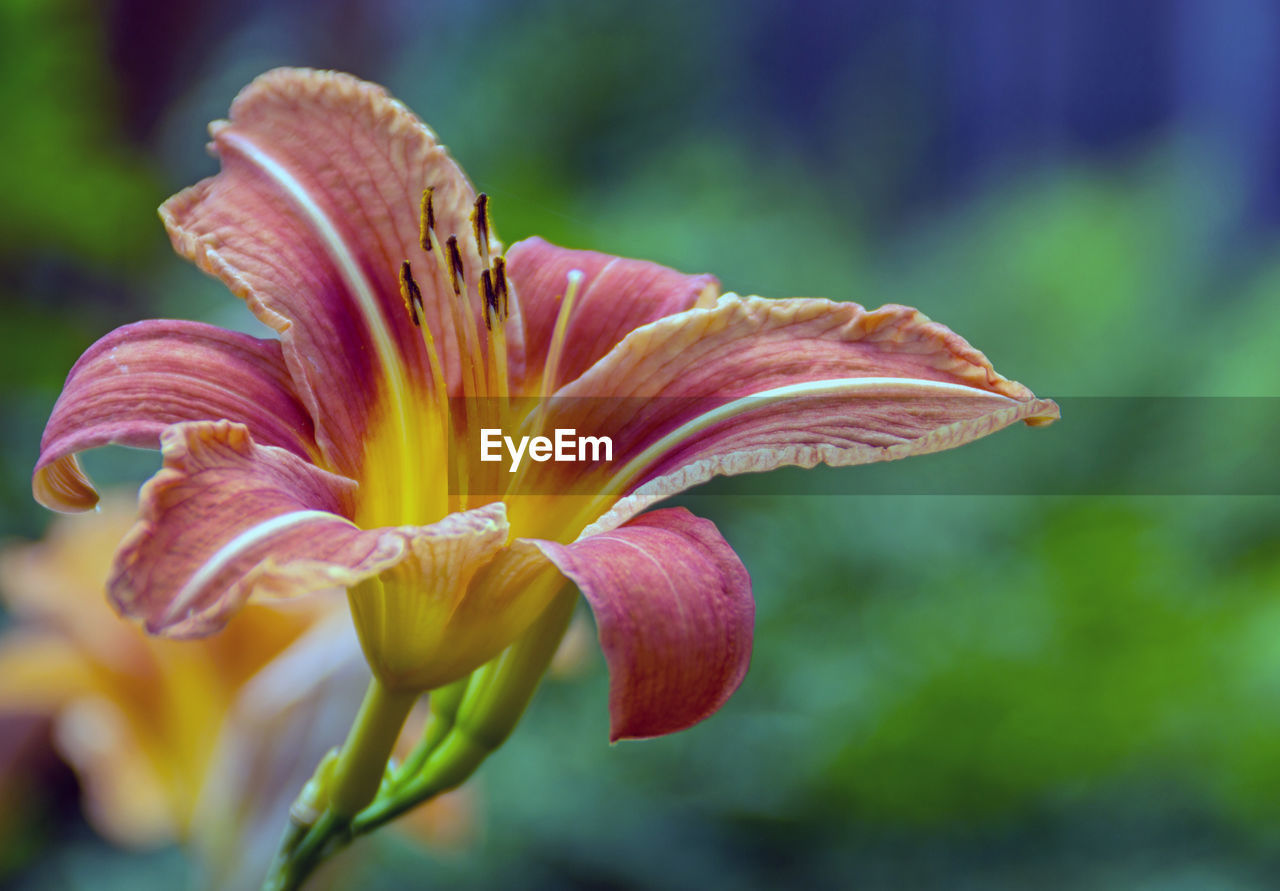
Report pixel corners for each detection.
[33,67,1056,772]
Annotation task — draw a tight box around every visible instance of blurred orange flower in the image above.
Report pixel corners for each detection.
[0,492,473,884]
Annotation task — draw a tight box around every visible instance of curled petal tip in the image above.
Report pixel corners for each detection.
[31,319,318,518]
[32,455,100,513]
[1024,398,1061,426]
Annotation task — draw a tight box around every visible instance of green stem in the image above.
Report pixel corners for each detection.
[262,590,576,888]
[455,589,577,748]
[353,589,578,834]
[329,677,419,817]
[393,674,469,787]
[263,811,344,891]
[262,678,417,890]
[354,730,491,831]
[261,818,310,891]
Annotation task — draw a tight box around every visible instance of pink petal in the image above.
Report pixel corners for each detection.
[543,296,1058,533]
[34,320,317,512]
[530,508,753,741]
[160,68,501,477]
[112,420,404,637]
[111,421,557,690]
[506,237,719,392]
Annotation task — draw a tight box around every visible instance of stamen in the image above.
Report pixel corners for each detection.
[446,235,464,297]
[400,259,450,486]
[413,227,484,483]
[471,193,491,269]
[481,269,496,331]
[444,232,485,386]
[399,261,422,327]
[493,256,510,319]
[426,228,486,417]
[419,310,450,427]
[393,259,450,521]
[419,188,435,252]
[482,267,510,400]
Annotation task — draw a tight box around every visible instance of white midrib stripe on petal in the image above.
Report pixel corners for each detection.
[162,509,352,624]
[599,377,1020,499]
[219,131,411,440]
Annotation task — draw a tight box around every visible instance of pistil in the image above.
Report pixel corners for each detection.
[448,236,489,406]
[539,268,584,399]
[505,269,583,500]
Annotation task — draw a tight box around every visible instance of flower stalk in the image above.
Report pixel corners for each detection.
[360,587,578,831]
[328,679,419,817]
[262,679,415,890]
[263,588,577,888]
[392,675,468,787]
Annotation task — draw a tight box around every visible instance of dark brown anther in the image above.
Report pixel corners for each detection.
[446,235,464,296]
[399,261,423,327]
[419,188,435,252]
[481,269,496,330]
[492,256,509,319]
[471,192,490,252]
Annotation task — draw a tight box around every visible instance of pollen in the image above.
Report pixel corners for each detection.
[399,261,423,327]
[419,187,435,252]
[493,256,509,319]
[399,190,516,436]
[481,269,496,331]
[471,192,491,269]
[446,235,464,297]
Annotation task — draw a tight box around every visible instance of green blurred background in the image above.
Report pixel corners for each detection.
[2,0,1279,887]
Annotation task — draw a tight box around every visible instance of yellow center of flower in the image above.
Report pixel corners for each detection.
[356,190,601,544]
[345,192,594,695]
